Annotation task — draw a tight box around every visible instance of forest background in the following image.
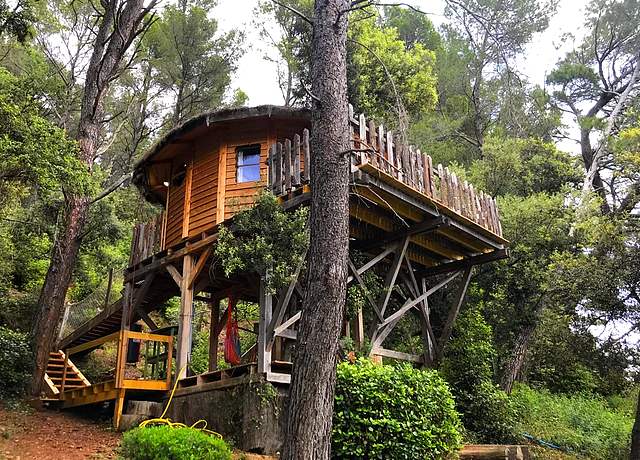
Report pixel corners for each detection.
[0,0,639,457]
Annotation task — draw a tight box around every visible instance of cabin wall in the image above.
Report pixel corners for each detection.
[160,118,310,250]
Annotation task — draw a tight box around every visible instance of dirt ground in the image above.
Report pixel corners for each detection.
[0,403,277,460]
[0,404,121,459]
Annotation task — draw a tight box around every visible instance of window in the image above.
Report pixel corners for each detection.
[236,145,261,183]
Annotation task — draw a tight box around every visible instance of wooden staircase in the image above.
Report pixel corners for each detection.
[43,350,91,397]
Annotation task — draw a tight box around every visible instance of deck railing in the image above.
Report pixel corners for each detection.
[129,212,165,267]
[63,329,173,392]
[268,107,503,237]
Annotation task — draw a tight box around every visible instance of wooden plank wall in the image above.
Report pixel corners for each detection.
[188,143,218,237]
[223,138,269,220]
[165,178,185,248]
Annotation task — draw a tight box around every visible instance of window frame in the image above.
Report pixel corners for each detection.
[236,144,262,184]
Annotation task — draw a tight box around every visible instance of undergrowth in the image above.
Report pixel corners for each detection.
[512,384,633,460]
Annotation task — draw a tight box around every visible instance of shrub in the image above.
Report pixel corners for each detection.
[0,326,32,397]
[440,307,518,443]
[332,359,462,459]
[512,384,633,460]
[120,426,232,460]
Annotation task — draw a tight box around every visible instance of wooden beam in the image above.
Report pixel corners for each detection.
[437,266,473,360]
[66,331,121,356]
[359,215,448,251]
[417,248,508,278]
[257,276,273,374]
[275,329,297,340]
[216,144,227,224]
[378,238,409,318]
[181,157,193,239]
[377,271,460,330]
[267,252,306,351]
[188,245,212,289]
[166,264,183,287]
[136,307,158,331]
[371,347,424,363]
[346,246,395,284]
[273,311,301,336]
[209,299,220,372]
[176,254,194,380]
[125,233,219,282]
[348,258,383,322]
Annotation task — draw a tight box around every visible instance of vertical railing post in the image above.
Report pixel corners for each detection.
[61,350,69,394]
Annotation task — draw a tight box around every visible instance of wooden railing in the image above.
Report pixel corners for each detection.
[129,212,165,267]
[64,330,173,392]
[268,107,503,237]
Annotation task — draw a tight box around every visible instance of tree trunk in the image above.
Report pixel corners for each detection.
[29,195,90,396]
[29,0,149,397]
[500,322,535,394]
[631,389,640,460]
[281,1,350,459]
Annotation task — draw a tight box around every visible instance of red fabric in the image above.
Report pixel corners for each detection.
[224,295,242,366]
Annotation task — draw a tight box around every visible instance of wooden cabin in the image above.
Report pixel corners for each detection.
[47,105,508,442]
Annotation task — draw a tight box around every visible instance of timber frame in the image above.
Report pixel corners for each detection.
[52,105,508,418]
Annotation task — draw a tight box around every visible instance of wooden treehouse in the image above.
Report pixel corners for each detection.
[46,105,507,446]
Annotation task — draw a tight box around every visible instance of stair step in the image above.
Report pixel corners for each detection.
[50,377,84,382]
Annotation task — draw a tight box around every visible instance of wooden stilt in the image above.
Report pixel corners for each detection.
[113,388,126,430]
[176,254,195,379]
[354,308,365,348]
[257,276,272,374]
[208,299,220,372]
[437,266,473,360]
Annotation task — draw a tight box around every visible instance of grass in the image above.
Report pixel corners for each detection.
[512,384,634,460]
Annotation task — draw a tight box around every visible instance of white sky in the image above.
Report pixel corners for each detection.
[213,0,589,106]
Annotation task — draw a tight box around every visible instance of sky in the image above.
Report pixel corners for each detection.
[212,0,590,107]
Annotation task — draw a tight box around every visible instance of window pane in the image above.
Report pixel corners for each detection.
[238,150,260,166]
[238,165,261,182]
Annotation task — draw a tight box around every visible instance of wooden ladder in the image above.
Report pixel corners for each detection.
[44,350,91,398]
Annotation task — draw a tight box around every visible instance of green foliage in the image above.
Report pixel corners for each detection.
[468,136,581,197]
[512,384,633,459]
[0,326,32,397]
[120,426,232,460]
[332,359,462,459]
[348,13,438,121]
[441,307,518,443]
[216,191,308,292]
[144,0,244,126]
[0,0,37,42]
[0,67,89,195]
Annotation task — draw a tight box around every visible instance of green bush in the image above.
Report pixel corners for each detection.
[0,326,32,397]
[440,307,518,443]
[120,426,232,460]
[512,384,633,460]
[332,359,462,459]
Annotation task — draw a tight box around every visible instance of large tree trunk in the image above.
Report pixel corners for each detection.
[281,1,350,459]
[30,195,90,396]
[500,322,535,394]
[631,390,640,460]
[29,0,149,397]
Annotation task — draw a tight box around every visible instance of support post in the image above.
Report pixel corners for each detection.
[120,281,133,331]
[437,266,473,360]
[208,299,220,372]
[353,308,365,347]
[113,388,126,430]
[257,276,273,374]
[176,254,194,380]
